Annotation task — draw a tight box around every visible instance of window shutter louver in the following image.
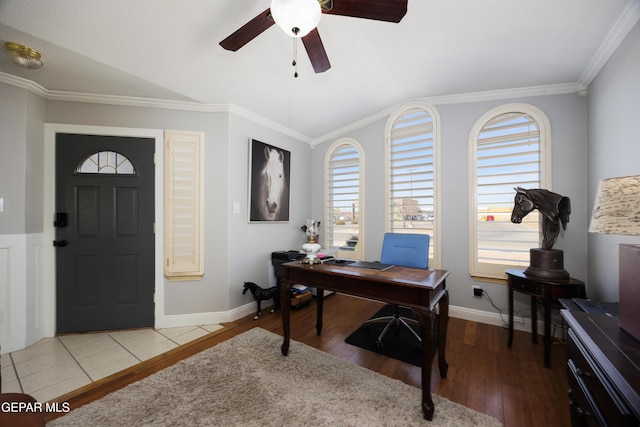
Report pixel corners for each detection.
[387,108,437,262]
[164,130,204,280]
[470,108,548,279]
[325,142,363,259]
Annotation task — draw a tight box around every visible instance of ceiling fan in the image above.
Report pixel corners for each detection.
[219,0,408,73]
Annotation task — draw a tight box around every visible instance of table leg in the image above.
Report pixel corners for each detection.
[508,282,514,348]
[280,279,293,356]
[438,289,449,379]
[543,296,551,368]
[416,308,435,421]
[316,288,324,335]
[531,296,538,344]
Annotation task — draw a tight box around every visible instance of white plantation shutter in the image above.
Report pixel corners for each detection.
[164,130,205,280]
[469,105,550,279]
[324,140,364,260]
[386,106,440,266]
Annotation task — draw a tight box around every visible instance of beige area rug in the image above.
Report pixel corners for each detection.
[48,328,501,426]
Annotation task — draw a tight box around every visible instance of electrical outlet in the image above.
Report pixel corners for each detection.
[472,286,483,297]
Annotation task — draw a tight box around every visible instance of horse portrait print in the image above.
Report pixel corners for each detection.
[249,139,290,222]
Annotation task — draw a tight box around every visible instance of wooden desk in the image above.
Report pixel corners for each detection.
[280,261,450,421]
[506,269,585,368]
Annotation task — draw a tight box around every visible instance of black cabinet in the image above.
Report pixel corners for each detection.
[562,310,640,426]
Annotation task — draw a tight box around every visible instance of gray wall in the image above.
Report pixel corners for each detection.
[0,84,45,235]
[311,93,588,316]
[587,20,640,301]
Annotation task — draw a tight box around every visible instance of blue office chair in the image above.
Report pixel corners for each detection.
[365,232,430,349]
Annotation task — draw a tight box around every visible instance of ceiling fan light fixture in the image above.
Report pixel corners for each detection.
[5,42,43,69]
[271,0,321,38]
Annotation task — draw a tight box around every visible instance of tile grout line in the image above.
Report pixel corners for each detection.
[106,332,144,366]
[8,352,25,393]
[57,336,95,383]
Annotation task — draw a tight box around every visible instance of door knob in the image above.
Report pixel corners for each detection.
[53,240,68,247]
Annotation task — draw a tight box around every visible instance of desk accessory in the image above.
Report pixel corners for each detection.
[511,187,571,279]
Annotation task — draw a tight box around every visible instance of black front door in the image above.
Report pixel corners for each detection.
[55,133,155,333]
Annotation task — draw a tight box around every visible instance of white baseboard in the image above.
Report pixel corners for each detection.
[450,304,566,339]
[157,302,258,329]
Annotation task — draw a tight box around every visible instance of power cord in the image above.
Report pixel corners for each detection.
[481,289,530,327]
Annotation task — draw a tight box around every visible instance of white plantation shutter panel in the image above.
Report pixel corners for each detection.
[387,107,438,264]
[470,106,549,279]
[164,130,204,280]
[324,140,363,260]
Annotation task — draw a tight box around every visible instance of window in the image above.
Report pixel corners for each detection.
[324,139,364,260]
[164,130,205,281]
[76,151,135,175]
[385,102,441,267]
[469,103,551,279]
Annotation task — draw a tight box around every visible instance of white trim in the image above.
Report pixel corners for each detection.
[383,101,442,269]
[43,124,165,336]
[449,304,559,338]
[467,103,552,279]
[160,302,259,329]
[323,138,365,260]
[311,83,584,146]
[579,0,640,87]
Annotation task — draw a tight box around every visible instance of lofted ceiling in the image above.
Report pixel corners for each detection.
[0,0,638,142]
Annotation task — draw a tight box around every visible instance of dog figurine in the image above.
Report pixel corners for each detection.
[242,281,280,320]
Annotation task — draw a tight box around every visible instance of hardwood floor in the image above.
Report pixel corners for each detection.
[46,294,571,426]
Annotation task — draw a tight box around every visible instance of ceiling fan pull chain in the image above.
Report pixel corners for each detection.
[292,37,299,78]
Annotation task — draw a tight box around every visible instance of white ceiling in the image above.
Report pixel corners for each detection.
[0,0,638,142]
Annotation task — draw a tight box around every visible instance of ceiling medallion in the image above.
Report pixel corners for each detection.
[5,42,43,69]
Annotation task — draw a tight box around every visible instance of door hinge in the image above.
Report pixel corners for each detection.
[153,152,156,164]
[153,222,156,234]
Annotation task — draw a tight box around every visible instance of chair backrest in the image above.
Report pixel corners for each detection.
[379,233,430,269]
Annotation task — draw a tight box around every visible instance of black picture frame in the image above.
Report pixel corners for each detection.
[248,139,290,222]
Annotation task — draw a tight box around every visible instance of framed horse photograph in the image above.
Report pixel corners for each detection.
[248,139,291,222]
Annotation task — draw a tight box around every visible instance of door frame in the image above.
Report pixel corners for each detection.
[42,124,165,337]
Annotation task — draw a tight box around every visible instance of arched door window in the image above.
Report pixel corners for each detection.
[76,151,136,175]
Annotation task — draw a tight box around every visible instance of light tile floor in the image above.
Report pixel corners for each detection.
[1,324,223,403]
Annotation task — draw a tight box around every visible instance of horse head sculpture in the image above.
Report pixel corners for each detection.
[511,187,571,250]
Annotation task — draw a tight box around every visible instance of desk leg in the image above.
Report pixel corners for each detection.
[316,288,324,336]
[280,279,293,356]
[508,283,514,348]
[415,307,435,421]
[438,289,449,379]
[543,296,551,368]
[531,296,538,344]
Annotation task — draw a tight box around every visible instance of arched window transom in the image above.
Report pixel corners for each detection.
[76,151,136,175]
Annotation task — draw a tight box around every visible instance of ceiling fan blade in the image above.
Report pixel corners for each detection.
[302,28,331,73]
[219,8,275,51]
[325,0,408,23]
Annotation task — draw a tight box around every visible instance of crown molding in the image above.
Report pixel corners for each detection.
[0,72,47,97]
[227,104,312,144]
[309,82,585,146]
[579,0,640,86]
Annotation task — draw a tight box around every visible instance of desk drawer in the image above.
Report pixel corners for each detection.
[567,330,635,427]
[510,278,542,295]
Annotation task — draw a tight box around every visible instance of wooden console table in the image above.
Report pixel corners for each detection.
[506,269,585,368]
[280,261,450,421]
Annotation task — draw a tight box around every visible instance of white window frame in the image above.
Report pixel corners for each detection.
[323,138,365,260]
[384,101,442,268]
[468,103,551,280]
